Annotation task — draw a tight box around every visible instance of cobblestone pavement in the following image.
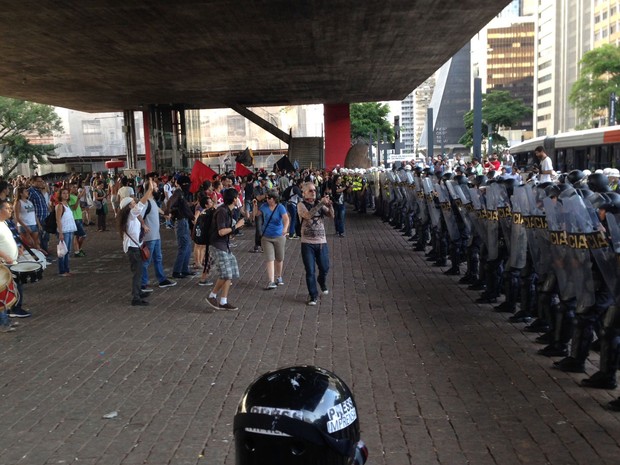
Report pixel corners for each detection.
[1,208,620,465]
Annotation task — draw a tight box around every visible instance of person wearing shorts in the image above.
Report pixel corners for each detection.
[206,188,245,311]
[253,189,289,290]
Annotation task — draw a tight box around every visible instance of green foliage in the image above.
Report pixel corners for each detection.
[459,91,532,150]
[350,102,394,143]
[568,44,620,126]
[0,97,63,176]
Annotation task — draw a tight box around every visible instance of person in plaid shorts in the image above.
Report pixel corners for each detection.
[206,188,245,311]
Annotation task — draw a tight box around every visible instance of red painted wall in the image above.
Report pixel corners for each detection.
[324,104,350,169]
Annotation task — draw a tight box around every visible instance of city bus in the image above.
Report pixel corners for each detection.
[509,126,620,172]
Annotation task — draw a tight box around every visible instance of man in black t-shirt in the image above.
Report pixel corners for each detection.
[206,188,245,311]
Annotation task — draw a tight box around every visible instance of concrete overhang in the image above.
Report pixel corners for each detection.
[0,0,510,113]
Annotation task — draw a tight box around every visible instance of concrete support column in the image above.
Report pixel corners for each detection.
[324,104,350,169]
[123,110,138,169]
[142,110,153,173]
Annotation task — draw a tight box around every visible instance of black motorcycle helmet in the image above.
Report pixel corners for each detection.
[567,169,586,187]
[234,366,367,465]
[587,173,611,192]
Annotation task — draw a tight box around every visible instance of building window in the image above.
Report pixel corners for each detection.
[82,120,101,135]
[227,116,246,137]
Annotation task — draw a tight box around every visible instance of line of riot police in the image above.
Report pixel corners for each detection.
[374,164,620,412]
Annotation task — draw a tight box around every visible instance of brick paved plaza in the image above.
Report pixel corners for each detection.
[1,209,619,465]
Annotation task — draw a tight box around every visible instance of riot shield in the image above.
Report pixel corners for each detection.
[604,212,620,304]
[523,184,550,276]
[422,177,441,228]
[448,181,473,236]
[436,183,460,241]
[414,177,429,224]
[494,183,512,250]
[508,185,528,269]
[485,184,500,260]
[559,194,595,309]
[468,187,488,246]
[543,196,577,302]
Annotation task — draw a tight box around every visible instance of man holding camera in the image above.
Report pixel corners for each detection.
[297,182,334,306]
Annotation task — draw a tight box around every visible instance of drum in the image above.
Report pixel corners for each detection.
[0,265,19,310]
[19,248,47,270]
[10,261,43,284]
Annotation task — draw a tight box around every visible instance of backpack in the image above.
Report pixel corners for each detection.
[281,185,293,202]
[193,208,215,245]
[44,205,64,234]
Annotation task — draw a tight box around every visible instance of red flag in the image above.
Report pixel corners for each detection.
[235,162,253,177]
[190,160,217,193]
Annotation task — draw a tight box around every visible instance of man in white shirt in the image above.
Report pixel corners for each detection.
[535,146,554,183]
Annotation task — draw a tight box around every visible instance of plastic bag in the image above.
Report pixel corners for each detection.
[57,241,68,258]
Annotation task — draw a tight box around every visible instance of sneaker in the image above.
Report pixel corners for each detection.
[8,309,32,318]
[307,298,318,306]
[276,277,284,286]
[141,286,154,293]
[250,246,263,253]
[9,321,19,327]
[265,281,277,290]
[171,273,187,279]
[139,292,151,299]
[0,325,16,333]
[198,280,214,286]
[131,299,149,306]
[206,296,220,310]
[219,302,239,311]
[291,234,300,240]
[159,279,178,288]
[76,250,86,257]
[182,271,198,277]
[321,288,329,295]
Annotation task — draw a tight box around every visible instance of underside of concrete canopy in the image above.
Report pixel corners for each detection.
[0,1,510,113]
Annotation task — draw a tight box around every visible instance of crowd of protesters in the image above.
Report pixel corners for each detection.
[0,166,355,331]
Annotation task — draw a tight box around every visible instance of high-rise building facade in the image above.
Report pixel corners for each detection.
[593,0,620,48]
[534,0,592,136]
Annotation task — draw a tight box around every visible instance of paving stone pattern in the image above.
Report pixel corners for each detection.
[1,209,619,465]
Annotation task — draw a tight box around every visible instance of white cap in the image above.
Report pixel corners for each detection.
[404,164,412,171]
[609,168,620,177]
[120,197,133,209]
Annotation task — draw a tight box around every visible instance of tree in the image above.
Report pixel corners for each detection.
[0,97,63,176]
[459,91,532,151]
[569,44,620,127]
[350,102,394,143]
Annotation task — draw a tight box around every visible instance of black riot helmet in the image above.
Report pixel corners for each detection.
[587,173,611,192]
[453,175,468,186]
[441,172,454,182]
[545,183,573,199]
[234,366,367,465]
[567,169,586,187]
[500,177,519,196]
[473,175,487,187]
[599,192,620,214]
